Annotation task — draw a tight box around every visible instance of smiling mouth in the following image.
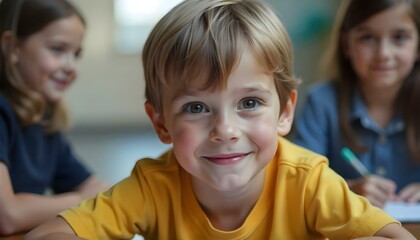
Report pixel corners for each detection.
[203,153,250,165]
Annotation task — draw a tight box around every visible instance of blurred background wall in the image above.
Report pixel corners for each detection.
[67,0,339,131]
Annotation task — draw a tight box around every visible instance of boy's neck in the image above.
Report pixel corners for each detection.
[191,169,266,231]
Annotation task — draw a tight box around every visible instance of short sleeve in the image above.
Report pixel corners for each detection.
[0,112,11,166]
[0,98,16,167]
[51,134,91,193]
[60,161,154,239]
[304,162,397,238]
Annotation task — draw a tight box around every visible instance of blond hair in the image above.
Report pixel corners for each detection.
[142,0,299,115]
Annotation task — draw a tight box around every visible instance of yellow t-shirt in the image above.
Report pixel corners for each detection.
[60,137,397,239]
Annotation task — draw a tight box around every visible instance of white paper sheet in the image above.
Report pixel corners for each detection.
[383,201,420,223]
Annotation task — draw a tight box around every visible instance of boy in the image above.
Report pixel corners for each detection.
[25,0,414,239]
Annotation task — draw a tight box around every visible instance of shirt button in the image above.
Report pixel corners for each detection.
[378,135,387,144]
[375,167,386,176]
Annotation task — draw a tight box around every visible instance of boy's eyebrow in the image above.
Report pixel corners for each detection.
[242,87,273,94]
[171,86,274,103]
[170,89,200,103]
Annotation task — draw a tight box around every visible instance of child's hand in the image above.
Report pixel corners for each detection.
[347,175,396,208]
[397,183,420,203]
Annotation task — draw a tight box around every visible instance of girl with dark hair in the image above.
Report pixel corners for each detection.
[0,0,108,235]
[293,0,420,208]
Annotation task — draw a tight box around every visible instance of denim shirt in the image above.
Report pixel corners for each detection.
[292,82,420,191]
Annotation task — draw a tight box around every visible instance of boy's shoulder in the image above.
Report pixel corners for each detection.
[132,149,180,177]
[278,137,329,170]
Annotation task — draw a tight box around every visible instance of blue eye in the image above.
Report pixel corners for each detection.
[238,98,260,110]
[183,103,209,113]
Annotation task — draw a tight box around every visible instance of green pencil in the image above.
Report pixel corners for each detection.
[340,147,370,177]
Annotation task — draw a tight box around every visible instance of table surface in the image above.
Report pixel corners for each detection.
[403,222,420,239]
[1,223,419,240]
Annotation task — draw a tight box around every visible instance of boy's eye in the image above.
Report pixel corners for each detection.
[238,98,260,110]
[183,102,209,113]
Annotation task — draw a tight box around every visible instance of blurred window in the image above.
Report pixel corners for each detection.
[114,0,182,54]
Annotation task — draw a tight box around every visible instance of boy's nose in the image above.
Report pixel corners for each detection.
[209,112,241,143]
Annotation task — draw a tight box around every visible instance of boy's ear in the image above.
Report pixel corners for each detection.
[277,90,297,136]
[1,31,20,64]
[145,101,172,144]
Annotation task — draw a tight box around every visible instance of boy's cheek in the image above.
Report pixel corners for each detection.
[172,125,202,151]
[248,117,279,141]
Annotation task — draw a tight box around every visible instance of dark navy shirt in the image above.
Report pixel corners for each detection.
[0,94,91,194]
[292,82,420,191]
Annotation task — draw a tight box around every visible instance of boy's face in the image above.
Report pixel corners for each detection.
[146,46,296,192]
